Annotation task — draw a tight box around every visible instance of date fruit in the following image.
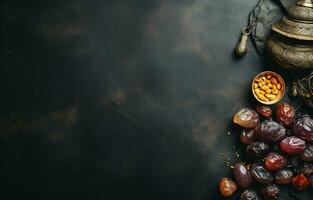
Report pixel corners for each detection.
[276,103,295,127]
[250,165,273,185]
[219,178,237,197]
[275,169,294,184]
[299,144,313,162]
[246,142,269,159]
[293,115,313,142]
[233,163,253,189]
[240,129,256,145]
[292,174,309,190]
[279,136,305,155]
[261,184,280,200]
[240,189,259,200]
[301,162,313,176]
[255,120,286,142]
[256,105,272,118]
[219,103,313,197]
[233,108,260,128]
[265,152,287,171]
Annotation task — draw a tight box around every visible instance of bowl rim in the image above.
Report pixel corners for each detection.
[252,71,286,105]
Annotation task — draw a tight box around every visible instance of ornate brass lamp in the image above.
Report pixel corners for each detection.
[267,0,313,70]
[267,0,313,108]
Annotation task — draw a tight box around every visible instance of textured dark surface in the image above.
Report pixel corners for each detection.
[0,0,312,199]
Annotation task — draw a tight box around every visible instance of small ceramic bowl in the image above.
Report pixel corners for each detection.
[252,71,285,105]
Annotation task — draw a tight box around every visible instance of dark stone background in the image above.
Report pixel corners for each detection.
[0,0,312,199]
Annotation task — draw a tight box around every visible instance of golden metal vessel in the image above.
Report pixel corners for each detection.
[267,0,313,70]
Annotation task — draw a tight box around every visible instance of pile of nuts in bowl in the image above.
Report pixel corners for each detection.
[252,71,285,105]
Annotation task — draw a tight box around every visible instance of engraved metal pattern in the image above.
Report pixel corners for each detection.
[273,17,313,40]
[288,5,313,21]
[297,0,313,8]
[267,0,313,70]
[267,34,313,70]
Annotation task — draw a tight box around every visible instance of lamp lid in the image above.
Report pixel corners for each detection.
[272,0,313,40]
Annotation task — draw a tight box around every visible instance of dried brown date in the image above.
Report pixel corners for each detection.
[240,189,259,200]
[246,142,269,159]
[250,165,273,185]
[256,105,272,118]
[240,129,256,145]
[276,103,295,127]
[219,178,237,197]
[279,136,305,155]
[294,115,313,142]
[233,108,260,128]
[265,152,287,171]
[261,184,280,200]
[275,169,294,184]
[233,163,253,189]
[255,119,286,142]
[292,174,309,190]
[299,144,313,161]
[301,162,313,176]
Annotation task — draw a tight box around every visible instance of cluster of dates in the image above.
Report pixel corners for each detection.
[219,103,313,199]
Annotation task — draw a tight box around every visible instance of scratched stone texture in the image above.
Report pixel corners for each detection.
[0,0,311,199]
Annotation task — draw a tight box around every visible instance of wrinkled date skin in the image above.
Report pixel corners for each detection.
[240,129,256,145]
[301,162,313,176]
[299,144,313,162]
[233,163,253,189]
[276,103,295,127]
[233,108,260,128]
[294,115,313,142]
[292,174,309,190]
[240,189,259,200]
[265,152,287,171]
[219,178,237,197]
[275,169,294,184]
[256,105,272,118]
[250,165,273,185]
[246,142,269,159]
[261,184,280,200]
[279,136,305,155]
[255,120,286,142]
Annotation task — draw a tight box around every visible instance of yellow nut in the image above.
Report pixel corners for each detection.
[272,89,279,95]
[277,83,281,90]
[265,79,271,84]
[259,90,265,95]
[255,78,260,83]
[261,86,269,91]
[258,94,269,101]
[261,76,266,81]
[265,94,276,100]
[266,89,272,94]
[254,83,258,89]
[272,85,277,90]
[258,82,263,87]
[266,75,272,79]
[267,83,272,88]
[270,77,278,85]
[255,88,260,94]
